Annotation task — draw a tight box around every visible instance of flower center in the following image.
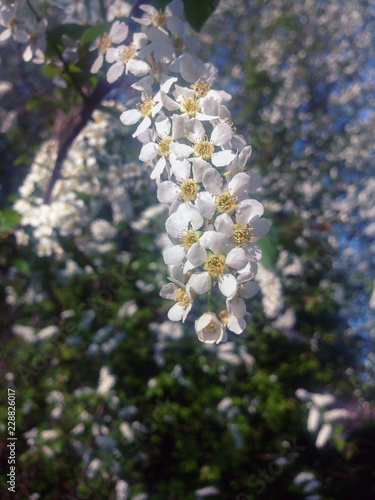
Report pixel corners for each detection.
[119,43,137,64]
[180,228,202,250]
[137,95,156,118]
[203,253,227,278]
[151,10,166,27]
[180,179,200,202]
[194,138,215,160]
[204,319,218,332]
[192,79,211,99]
[216,190,238,214]
[156,135,172,157]
[180,97,201,117]
[96,32,112,54]
[232,224,253,247]
[219,309,230,325]
[175,288,190,308]
[173,36,186,52]
[151,60,165,78]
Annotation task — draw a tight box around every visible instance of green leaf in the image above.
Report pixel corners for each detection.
[45,24,87,58]
[256,236,278,269]
[0,208,21,234]
[42,64,62,79]
[182,0,220,31]
[81,22,111,46]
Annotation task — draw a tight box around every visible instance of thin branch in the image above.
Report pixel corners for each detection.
[42,0,150,204]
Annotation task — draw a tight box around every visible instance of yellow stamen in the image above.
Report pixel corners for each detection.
[96,32,112,54]
[216,190,238,214]
[136,95,156,118]
[179,228,202,250]
[180,179,200,202]
[180,96,201,117]
[119,43,137,64]
[193,137,215,160]
[203,252,227,278]
[173,36,186,52]
[151,10,166,27]
[204,319,218,332]
[191,79,211,99]
[156,135,172,157]
[175,288,190,308]
[232,224,254,247]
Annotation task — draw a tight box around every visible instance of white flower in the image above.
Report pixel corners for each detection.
[315,423,333,449]
[120,94,163,137]
[106,32,149,82]
[90,20,129,73]
[160,271,193,322]
[195,312,227,344]
[225,297,249,334]
[186,231,248,298]
[132,0,184,29]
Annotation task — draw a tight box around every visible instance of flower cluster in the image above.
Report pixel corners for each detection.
[104,0,269,343]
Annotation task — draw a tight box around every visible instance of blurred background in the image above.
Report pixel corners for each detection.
[0,0,374,498]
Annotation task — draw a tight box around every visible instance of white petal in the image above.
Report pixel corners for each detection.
[91,54,103,73]
[226,247,248,270]
[155,116,171,136]
[252,218,270,238]
[163,245,186,265]
[185,118,205,143]
[203,231,228,254]
[195,192,216,220]
[191,158,211,182]
[168,302,185,322]
[215,213,234,237]
[186,203,204,230]
[107,61,125,83]
[110,21,128,44]
[227,297,247,318]
[160,90,180,111]
[211,122,233,146]
[120,109,141,126]
[211,150,235,167]
[169,142,194,159]
[166,213,189,238]
[227,316,246,334]
[188,272,211,294]
[170,156,191,181]
[132,116,151,137]
[127,58,150,77]
[228,172,251,198]
[151,157,167,179]
[139,142,158,162]
[240,281,259,299]
[218,274,238,299]
[236,199,264,226]
[160,283,177,300]
[172,114,188,139]
[157,181,180,204]
[186,243,207,267]
[202,168,223,195]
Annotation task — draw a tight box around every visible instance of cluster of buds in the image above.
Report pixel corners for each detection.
[111,0,270,343]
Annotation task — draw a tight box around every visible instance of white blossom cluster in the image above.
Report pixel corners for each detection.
[0,0,132,64]
[94,0,269,343]
[13,105,149,262]
[296,388,351,449]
